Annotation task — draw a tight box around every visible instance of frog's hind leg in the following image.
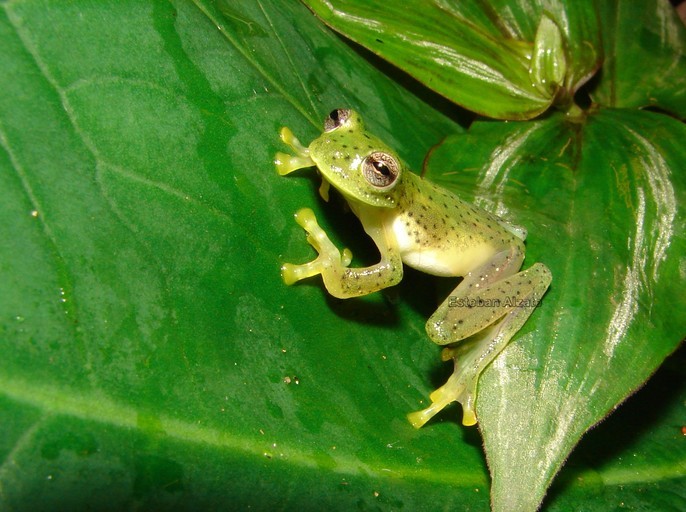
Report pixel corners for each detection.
[409,250,551,427]
[426,246,526,345]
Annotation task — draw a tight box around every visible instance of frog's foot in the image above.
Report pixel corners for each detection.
[408,323,505,428]
[281,208,352,285]
[274,127,315,175]
[407,363,477,428]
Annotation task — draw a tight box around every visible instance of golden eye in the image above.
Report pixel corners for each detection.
[362,152,400,189]
[324,109,351,132]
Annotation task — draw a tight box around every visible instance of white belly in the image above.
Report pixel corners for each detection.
[392,217,496,277]
[400,245,495,277]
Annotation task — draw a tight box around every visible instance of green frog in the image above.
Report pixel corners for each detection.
[275,109,551,427]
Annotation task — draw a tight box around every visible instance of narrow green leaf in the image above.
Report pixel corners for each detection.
[425,108,686,511]
[302,0,602,119]
[302,0,549,119]
[593,0,686,117]
[530,14,566,97]
[484,0,602,94]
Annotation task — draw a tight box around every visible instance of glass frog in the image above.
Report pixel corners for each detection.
[274,109,551,427]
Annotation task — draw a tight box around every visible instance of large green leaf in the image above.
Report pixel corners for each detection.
[0,1,476,509]
[1,1,685,512]
[302,0,602,119]
[593,0,686,117]
[546,345,686,511]
[424,108,686,510]
[0,0,488,509]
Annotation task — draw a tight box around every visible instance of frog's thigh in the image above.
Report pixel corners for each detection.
[426,247,527,345]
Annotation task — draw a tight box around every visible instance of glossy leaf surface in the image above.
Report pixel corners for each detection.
[302,0,602,119]
[0,1,480,509]
[1,1,685,511]
[425,109,686,510]
[593,0,686,117]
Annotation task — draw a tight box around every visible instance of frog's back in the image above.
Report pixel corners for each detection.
[390,172,522,277]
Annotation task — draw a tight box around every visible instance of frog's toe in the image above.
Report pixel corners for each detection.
[275,152,314,176]
[430,378,477,427]
[407,401,446,429]
[407,370,478,428]
[295,209,342,256]
[281,260,322,285]
[280,263,299,285]
[293,208,317,229]
[279,126,308,154]
[341,248,353,267]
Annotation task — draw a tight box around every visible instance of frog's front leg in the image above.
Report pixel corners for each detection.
[281,209,403,299]
[275,127,331,200]
[408,246,551,427]
[281,208,352,284]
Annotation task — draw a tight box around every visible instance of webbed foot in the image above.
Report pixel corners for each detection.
[274,127,315,175]
[281,208,352,285]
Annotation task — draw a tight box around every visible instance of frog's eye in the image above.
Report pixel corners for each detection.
[362,152,400,189]
[324,109,351,132]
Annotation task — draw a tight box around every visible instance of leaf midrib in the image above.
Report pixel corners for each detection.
[0,374,488,488]
[190,0,320,128]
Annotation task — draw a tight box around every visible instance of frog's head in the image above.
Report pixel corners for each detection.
[308,109,404,208]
